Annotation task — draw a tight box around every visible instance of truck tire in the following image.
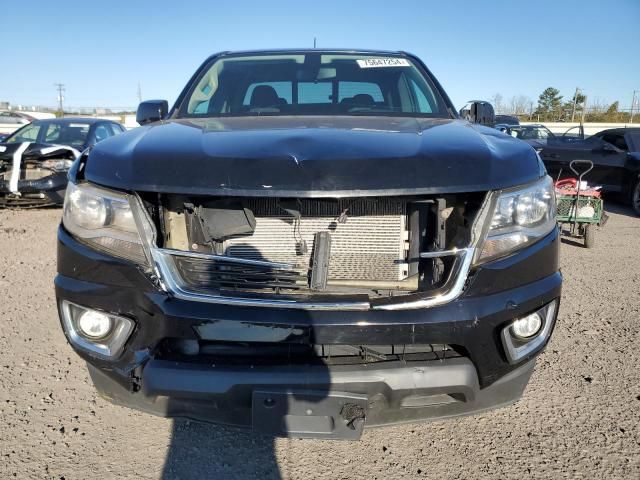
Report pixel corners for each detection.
[584,225,595,249]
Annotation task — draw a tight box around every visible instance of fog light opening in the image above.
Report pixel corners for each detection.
[78,310,113,339]
[501,299,558,364]
[59,300,135,359]
[511,312,543,339]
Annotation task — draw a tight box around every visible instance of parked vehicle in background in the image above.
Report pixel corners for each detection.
[494,114,520,126]
[0,110,37,125]
[0,117,125,207]
[539,127,640,214]
[496,124,556,149]
[56,49,561,440]
[559,125,585,141]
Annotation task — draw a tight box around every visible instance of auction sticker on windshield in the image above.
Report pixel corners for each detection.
[356,58,411,68]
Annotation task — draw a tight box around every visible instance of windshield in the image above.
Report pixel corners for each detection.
[4,121,91,148]
[179,53,450,118]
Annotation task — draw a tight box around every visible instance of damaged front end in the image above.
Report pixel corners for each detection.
[147,192,488,310]
[0,142,77,207]
[56,175,560,438]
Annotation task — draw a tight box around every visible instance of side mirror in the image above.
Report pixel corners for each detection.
[459,101,495,126]
[136,100,168,125]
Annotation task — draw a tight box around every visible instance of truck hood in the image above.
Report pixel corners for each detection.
[85,117,543,196]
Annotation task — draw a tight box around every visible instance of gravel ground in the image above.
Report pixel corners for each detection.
[0,204,638,480]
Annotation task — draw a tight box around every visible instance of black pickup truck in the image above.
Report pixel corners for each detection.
[55,49,561,439]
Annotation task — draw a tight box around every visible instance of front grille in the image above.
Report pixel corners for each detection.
[174,255,307,292]
[224,198,409,282]
[159,339,459,366]
[154,192,483,309]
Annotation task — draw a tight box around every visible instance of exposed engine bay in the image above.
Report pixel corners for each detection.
[148,193,485,299]
[0,142,78,207]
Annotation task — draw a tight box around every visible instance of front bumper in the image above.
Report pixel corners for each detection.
[0,172,67,206]
[55,226,561,437]
[88,355,536,439]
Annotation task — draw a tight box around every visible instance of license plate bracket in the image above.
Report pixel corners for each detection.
[252,389,368,440]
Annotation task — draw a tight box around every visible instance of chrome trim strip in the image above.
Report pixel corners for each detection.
[151,248,370,311]
[419,248,463,258]
[151,246,474,312]
[373,248,474,311]
[159,247,299,270]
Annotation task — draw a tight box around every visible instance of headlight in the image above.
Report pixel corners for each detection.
[477,176,556,263]
[41,159,74,171]
[63,182,150,265]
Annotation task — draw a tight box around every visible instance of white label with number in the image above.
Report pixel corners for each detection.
[356,58,411,68]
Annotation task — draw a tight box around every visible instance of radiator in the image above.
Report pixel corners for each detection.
[223,198,409,281]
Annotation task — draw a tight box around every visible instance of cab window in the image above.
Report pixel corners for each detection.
[93,124,112,143]
[338,82,383,102]
[600,133,628,151]
[45,124,62,143]
[243,82,292,105]
[5,124,41,143]
[109,123,124,135]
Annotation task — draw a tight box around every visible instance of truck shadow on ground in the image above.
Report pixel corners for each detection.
[160,359,339,480]
[162,421,282,480]
[158,252,337,480]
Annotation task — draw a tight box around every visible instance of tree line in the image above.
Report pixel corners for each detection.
[491,88,637,123]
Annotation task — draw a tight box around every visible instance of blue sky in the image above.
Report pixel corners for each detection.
[2,0,639,110]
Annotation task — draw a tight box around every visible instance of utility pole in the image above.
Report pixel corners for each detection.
[54,83,65,117]
[570,87,581,122]
[580,95,588,125]
[137,82,142,104]
[313,37,317,48]
[631,90,638,124]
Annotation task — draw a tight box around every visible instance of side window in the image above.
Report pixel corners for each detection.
[9,124,40,143]
[193,100,210,114]
[93,124,111,143]
[584,135,607,149]
[397,76,413,112]
[408,78,433,113]
[298,82,331,104]
[338,82,383,102]
[109,123,123,135]
[601,134,628,151]
[243,82,292,105]
[45,124,62,143]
